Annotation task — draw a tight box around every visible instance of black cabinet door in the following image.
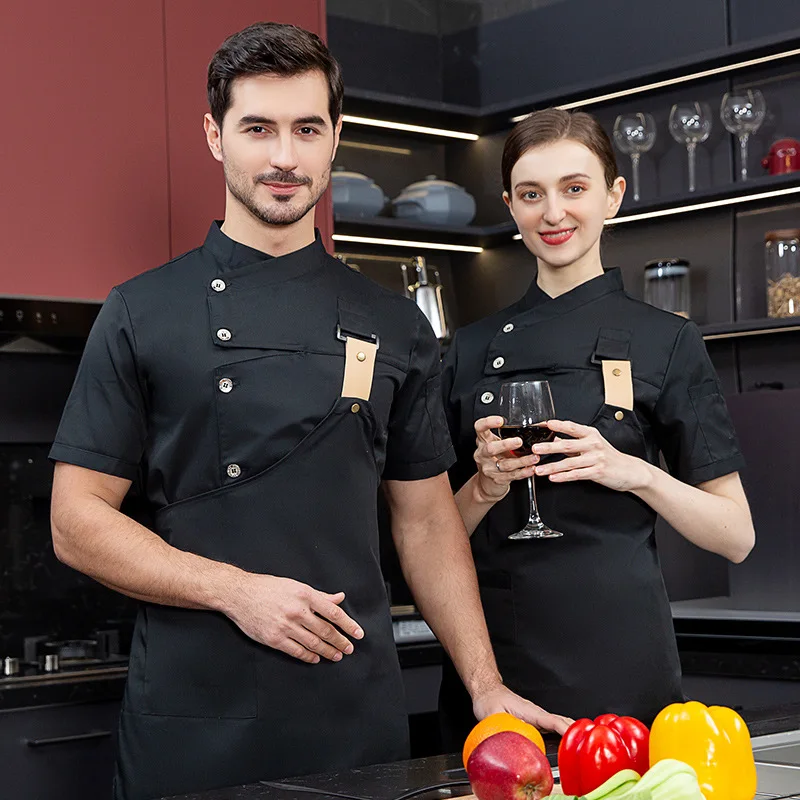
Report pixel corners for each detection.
[0,700,120,800]
[729,0,800,44]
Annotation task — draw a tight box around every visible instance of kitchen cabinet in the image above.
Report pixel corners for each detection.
[0,0,170,300]
[0,699,121,800]
[1,0,332,300]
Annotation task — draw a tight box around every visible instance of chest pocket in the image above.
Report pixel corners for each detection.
[588,328,647,460]
[473,327,648,461]
[211,298,400,485]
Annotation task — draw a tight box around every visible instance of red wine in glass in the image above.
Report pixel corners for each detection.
[498,381,563,540]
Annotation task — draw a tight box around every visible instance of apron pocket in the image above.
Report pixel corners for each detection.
[589,403,648,460]
[142,606,257,719]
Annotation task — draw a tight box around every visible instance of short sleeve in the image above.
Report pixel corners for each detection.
[382,310,456,481]
[652,321,745,485]
[49,288,148,480]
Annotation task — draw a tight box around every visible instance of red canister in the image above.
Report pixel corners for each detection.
[762,138,800,175]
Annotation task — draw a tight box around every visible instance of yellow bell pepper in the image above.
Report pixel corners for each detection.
[649,701,757,800]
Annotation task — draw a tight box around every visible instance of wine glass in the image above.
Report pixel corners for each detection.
[669,102,712,193]
[613,113,657,202]
[720,89,766,182]
[498,381,562,540]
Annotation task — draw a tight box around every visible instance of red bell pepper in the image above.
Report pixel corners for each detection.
[557,713,650,796]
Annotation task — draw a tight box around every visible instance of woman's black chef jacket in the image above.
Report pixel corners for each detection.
[438,268,745,744]
[49,222,455,800]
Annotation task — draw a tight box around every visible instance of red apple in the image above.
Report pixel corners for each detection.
[466,730,554,800]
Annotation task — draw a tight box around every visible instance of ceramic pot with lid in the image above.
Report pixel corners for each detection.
[331,167,387,218]
[391,175,476,226]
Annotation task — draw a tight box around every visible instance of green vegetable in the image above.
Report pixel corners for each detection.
[573,760,705,800]
[583,769,642,800]
[636,759,703,799]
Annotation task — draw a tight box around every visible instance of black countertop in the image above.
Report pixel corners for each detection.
[0,666,127,711]
[161,705,800,800]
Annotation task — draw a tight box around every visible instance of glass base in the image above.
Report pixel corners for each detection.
[509,521,563,540]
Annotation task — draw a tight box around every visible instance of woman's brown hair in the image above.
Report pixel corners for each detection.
[501,108,618,194]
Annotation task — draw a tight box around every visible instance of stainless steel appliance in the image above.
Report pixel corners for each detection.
[400,256,450,340]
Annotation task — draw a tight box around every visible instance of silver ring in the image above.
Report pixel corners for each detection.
[496,459,503,472]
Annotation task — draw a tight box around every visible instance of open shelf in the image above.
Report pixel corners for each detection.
[612,172,800,224]
[700,316,800,340]
[334,171,800,249]
[342,32,800,135]
[332,215,514,250]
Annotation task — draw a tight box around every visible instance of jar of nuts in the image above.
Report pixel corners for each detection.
[765,229,800,318]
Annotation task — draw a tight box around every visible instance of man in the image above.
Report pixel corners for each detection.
[50,22,570,800]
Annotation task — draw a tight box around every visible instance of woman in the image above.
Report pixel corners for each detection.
[439,109,755,746]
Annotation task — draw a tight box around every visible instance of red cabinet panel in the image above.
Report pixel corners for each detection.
[0,1,170,300]
[164,0,332,258]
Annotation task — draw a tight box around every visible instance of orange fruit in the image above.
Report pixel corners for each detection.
[463,712,546,768]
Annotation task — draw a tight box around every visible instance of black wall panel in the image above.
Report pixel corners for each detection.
[327,15,443,102]
[729,0,800,44]
[473,0,728,108]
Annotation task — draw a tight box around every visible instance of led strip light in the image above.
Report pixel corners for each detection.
[342,114,479,141]
[510,46,800,121]
[704,325,800,340]
[332,234,484,253]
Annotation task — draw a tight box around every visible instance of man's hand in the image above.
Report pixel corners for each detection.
[223,574,364,664]
[472,684,574,735]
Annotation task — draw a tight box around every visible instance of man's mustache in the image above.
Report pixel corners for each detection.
[256,171,312,186]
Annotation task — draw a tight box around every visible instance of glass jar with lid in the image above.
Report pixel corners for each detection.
[765,229,800,318]
[644,258,690,317]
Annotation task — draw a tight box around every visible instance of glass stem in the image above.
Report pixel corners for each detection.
[631,153,641,202]
[739,133,750,182]
[687,141,697,193]
[526,476,542,526]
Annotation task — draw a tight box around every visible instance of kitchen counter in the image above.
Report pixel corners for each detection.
[0,665,127,710]
[0,642,440,711]
[672,595,800,622]
[163,705,800,800]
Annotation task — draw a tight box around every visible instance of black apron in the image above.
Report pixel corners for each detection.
[440,309,684,748]
[113,309,408,800]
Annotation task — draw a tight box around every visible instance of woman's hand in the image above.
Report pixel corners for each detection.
[473,415,540,502]
[532,419,653,492]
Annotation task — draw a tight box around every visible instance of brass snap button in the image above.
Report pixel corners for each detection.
[351,403,361,414]
[614,410,624,421]
[612,368,622,377]
[357,352,367,362]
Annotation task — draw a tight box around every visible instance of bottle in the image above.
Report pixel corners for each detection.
[765,229,800,318]
[644,258,691,318]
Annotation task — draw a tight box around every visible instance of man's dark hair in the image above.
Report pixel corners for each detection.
[207,22,344,128]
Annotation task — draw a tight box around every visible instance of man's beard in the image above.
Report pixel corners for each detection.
[224,163,330,226]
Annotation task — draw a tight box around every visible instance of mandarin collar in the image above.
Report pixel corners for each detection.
[202,221,327,280]
[520,267,625,317]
